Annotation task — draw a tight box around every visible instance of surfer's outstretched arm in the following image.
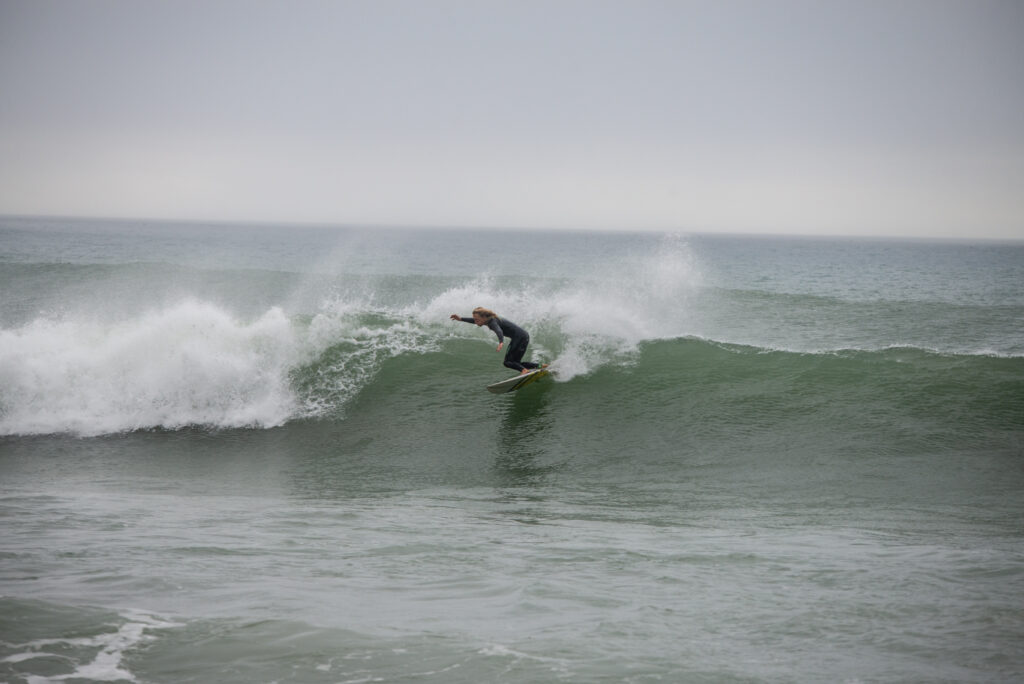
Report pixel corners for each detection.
[450,313,504,349]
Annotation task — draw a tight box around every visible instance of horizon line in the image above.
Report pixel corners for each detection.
[2,212,1022,245]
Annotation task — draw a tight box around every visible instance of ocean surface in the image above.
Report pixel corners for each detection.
[1,216,1022,683]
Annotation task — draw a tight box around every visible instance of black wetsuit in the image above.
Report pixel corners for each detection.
[458,316,539,373]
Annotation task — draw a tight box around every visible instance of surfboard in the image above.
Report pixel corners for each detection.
[486,367,551,394]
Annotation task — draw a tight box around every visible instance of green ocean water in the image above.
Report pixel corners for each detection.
[1,216,1022,683]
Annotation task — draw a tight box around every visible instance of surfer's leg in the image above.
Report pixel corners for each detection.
[503,335,531,373]
[515,335,540,370]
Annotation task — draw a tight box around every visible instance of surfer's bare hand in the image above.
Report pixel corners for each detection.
[496,342,504,351]
[450,314,459,320]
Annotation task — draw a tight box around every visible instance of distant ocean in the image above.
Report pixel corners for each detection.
[1,216,1022,683]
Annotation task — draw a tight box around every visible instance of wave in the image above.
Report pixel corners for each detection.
[3,234,1019,436]
[2,294,1020,437]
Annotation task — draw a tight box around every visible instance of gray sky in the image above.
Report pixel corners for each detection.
[1,0,1022,238]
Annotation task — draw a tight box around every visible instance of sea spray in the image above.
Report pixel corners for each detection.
[420,234,703,379]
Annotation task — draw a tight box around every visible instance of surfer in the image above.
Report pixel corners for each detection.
[450,307,543,375]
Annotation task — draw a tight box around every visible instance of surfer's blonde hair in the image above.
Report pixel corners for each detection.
[472,307,498,320]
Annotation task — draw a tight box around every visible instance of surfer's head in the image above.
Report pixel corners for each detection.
[472,307,497,325]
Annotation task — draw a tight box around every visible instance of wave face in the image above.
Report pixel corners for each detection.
[1,218,1022,436]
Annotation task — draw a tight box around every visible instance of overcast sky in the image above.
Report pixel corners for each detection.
[1,0,1022,238]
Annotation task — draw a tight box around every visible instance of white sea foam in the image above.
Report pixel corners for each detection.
[0,294,457,435]
[10,612,179,683]
[0,300,305,436]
